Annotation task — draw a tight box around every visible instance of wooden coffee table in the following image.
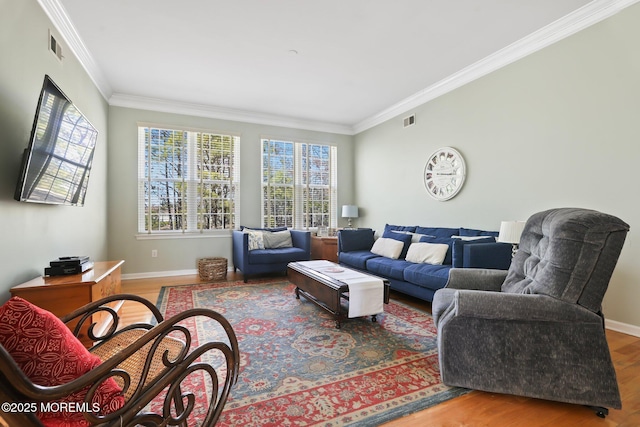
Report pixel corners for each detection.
[287,261,390,329]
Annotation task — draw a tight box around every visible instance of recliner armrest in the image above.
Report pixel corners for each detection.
[445,268,507,291]
[450,291,602,324]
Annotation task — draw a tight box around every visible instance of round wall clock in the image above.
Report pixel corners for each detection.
[423,147,466,201]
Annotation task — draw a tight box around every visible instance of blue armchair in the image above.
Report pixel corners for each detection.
[232,229,311,282]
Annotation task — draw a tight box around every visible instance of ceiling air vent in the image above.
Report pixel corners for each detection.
[403,114,415,128]
[48,29,63,61]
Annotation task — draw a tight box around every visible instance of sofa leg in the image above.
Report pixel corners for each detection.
[586,406,608,418]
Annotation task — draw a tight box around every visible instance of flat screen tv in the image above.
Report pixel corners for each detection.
[14,75,98,206]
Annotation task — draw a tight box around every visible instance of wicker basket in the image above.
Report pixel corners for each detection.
[197,257,228,281]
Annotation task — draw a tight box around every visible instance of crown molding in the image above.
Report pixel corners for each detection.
[352,0,640,134]
[109,93,355,135]
[37,0,113,100]
[39,0,638,136]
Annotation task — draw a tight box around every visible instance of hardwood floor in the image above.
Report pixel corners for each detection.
[121,273,640,426]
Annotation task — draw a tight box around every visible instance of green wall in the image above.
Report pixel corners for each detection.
[0,0,109,300]
[107,106,354,276]
[354,3,640,328]
[2,0,639,331]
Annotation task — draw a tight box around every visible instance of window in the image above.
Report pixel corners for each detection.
[138,125,240,234]
[261,138,337,229]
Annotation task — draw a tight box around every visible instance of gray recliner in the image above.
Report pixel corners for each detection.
[432,208,629,417]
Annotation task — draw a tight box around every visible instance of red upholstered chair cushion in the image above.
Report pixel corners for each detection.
[0,296,124,427]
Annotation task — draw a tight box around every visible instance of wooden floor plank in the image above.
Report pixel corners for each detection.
[120,273,640,426]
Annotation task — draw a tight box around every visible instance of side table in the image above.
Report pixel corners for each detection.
[10,260,125,347]
[311,235,338,263]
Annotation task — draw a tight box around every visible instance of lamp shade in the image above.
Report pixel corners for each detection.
[498,220,526,244]
[341,205,358,218]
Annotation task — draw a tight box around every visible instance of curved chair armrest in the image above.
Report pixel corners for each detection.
[445,268,507,291]
[60,294,165,342]
[1,307,240,427]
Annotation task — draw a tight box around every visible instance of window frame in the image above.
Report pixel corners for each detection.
[136,123,240,238]
[261,138,337,230]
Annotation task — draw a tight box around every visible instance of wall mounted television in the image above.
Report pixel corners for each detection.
[14,75,98,206]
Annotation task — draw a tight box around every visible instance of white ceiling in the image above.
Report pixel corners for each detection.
[43,0,632,134]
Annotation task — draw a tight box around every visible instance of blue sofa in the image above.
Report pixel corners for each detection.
[338,224,512,302]
[232,228,311,282]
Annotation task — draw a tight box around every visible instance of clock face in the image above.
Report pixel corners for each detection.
[424,147,466,201]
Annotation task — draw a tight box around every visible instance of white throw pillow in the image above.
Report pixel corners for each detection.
[370,237,404,259]
[263,230,293,248]
[405,242,449,264]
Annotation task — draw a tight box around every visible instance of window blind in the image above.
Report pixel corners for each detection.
[261,138,337,229]
[138,125,240,233]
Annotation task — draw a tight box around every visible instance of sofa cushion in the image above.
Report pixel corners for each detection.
[382,230,413,259]
[366,257,414,281]
[415,226,458,238]
[452,235,496,241]
[384,224,417,233]
[339,229,375,252]
[405,242,449,264]
[338,251,379,270]
[389,230,434,243]
[451,237,495,267]
[419,236,454,265]
[0,297,124,426]
[403,263,451,291]
[248,247,308,264]
[459,227,499,238]
[371,237,404,259]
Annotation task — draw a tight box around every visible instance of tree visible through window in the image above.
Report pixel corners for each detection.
[261,139,337,229]
[138,126,240,233]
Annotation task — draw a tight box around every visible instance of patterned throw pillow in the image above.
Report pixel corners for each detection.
[0,297,124,427]
[245,230,265,250]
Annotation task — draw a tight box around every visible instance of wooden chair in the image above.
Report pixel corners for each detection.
[0,294,240,426]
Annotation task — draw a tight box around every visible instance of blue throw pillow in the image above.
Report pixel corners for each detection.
[382,230,413,259]
[419,236,454,265]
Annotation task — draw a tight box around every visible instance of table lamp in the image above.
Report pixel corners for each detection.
[498,220,526,257]
[341,205,359,229]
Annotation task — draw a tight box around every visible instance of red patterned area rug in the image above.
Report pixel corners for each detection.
[156,279,468,426]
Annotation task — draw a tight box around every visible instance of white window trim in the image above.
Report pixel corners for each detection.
[261,137,337,229]
[137,123,240,237]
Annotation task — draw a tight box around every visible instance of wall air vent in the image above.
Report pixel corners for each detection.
[403,114,415,128]
[48,29,63,61]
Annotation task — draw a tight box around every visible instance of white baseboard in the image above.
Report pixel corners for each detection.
[120,270,640,337]
[605,319,640,338]
[122,269,200,280]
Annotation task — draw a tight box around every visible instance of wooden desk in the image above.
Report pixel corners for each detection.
[311,235,338,262]
[11,260,125,347]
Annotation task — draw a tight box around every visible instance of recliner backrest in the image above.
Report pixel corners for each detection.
[501,208,629,313]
